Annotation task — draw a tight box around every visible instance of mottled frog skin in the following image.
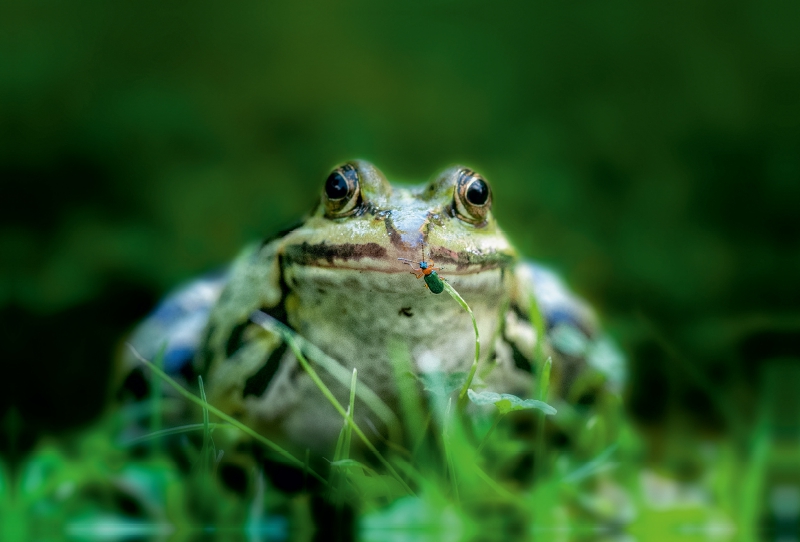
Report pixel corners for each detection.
[123,161,625,462]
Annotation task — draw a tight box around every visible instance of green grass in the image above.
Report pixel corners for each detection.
[2,290,784,541]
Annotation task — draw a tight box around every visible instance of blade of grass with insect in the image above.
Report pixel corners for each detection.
[270,324,415,496]
[441,282,480,407]
[126,343,328,486]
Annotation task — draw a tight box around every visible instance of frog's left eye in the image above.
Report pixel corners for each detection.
[454,169,492,224]
[323,164,361,217]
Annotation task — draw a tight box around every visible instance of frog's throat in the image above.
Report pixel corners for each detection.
[281,241,515,275]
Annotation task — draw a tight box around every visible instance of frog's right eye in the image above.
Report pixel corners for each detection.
[323,164,361,217]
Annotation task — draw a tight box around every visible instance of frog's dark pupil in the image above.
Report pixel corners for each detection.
[465,179,489,205]
[325,171,349,199]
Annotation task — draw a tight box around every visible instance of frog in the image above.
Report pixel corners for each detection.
[120,160,625,480]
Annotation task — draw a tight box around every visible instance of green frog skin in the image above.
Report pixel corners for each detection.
[123,160,624,463]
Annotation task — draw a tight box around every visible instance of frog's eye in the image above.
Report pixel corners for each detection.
[323,164,361,217]
[454,169,492,224]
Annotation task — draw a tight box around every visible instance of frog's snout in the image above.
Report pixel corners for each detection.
[381,207,429,252]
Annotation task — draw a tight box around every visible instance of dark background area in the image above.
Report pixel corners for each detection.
[2,2,798,463]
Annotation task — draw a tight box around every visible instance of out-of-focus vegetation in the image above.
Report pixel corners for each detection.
[2,1,798,539]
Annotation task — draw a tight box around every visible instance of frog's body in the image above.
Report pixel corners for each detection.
[122,161,624,464]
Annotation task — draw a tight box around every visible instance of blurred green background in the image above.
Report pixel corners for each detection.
[2,0,798,478]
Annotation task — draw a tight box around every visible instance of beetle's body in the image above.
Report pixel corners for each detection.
[398,256,445,294]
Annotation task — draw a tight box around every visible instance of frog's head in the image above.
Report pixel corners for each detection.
[280,160,516,281]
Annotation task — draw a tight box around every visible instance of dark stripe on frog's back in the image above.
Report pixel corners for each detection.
[198,250,293,377]
[283,241,387,265]
[243,342,289,398]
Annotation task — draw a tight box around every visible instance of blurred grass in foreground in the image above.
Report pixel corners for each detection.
[4,318,796,540]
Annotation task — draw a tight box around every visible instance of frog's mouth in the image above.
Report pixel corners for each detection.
[282,241,515,275]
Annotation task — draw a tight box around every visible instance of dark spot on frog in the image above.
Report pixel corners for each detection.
[508,339,534,374]
[225,322,249,359]
[399,307,413,317]
[243,342,289,398]
[284,241,387,265]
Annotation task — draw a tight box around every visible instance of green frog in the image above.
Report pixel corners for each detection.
[122,160,625,471]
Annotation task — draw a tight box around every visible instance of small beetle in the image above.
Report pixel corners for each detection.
[398,246,446,294]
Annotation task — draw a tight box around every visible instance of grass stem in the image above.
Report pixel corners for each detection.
[126,343,328,487]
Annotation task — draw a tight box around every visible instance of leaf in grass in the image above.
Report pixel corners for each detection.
[467,389,557,416]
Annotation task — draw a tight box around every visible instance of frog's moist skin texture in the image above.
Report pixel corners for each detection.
[124,160,624,460]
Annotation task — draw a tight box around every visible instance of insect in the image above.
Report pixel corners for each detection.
[398,246,446,294]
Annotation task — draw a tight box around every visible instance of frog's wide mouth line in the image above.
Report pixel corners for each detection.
[286,263,508,295]
[291,261,504,276]
[282,241,515,275]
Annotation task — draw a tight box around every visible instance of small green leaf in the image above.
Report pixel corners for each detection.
[467,389,557,416]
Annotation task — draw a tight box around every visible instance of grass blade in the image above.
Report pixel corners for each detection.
[265,324,415,496]
[126,343,328,486]
[440,282,480,405]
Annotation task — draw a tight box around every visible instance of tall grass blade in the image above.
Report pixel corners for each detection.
[270,325,415,496]
[149,343,166,453]
[440,282,480,405]
[250,311,401,443]
[126,343,328,486]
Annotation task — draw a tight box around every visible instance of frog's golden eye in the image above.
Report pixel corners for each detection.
[454,169,492,224]
[323,164,361,217]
